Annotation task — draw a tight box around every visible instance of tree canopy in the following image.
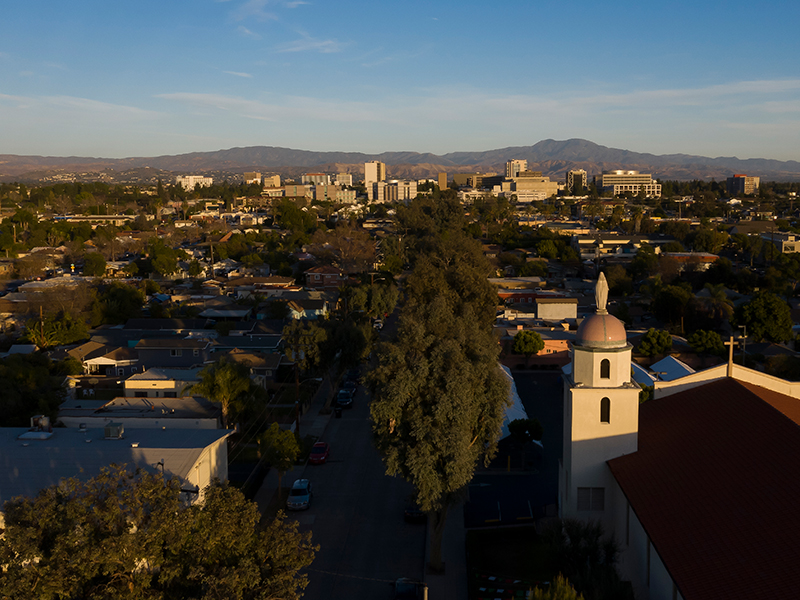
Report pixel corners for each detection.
[368,225,508,571]
[0,465,317,600]
[736,291,793,342]
[189,358,257,428]
[637,328,673,357]
[512,330,545,361]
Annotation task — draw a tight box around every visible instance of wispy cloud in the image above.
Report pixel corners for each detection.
[156,92,380,122]
[277,32,345,53]
[237,25,260,38]
[231,0,278,22]
[284,0,309,7]
[224,70,254,78]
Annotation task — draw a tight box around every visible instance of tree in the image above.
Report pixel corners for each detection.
[24,311,89,348]
[370,300,509,571]
[94,281,144,325]
[698,283,733,327]
[652,284,692,331]
[282,320,327,374]
[83,251,106,277]
[512,330,545,365]
[531,575,585,600]
[737,291,793,342]
[189,358,255,428]
[637,328,672,357]
[0,465,317,600]
[260,423,300,496]
[688,330,724,355]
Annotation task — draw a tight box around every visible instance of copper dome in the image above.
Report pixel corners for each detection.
[575,312,628,349]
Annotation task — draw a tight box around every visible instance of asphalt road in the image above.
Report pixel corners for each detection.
[288,382,426,600]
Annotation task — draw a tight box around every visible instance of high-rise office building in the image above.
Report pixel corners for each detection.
[438,172,447,191]
[365,161,386,200]
[727,174,760,196]
[566,169,588,194]
[506,159,528,178]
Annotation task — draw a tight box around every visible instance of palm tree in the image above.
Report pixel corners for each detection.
[188,359,253,428]
[701,283,734,326]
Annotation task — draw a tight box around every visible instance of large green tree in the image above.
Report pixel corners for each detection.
[368,232,508,572]
[637,328,673,357]
[0,466,316,600]
[736,291,793,342]
[512,330,545,365]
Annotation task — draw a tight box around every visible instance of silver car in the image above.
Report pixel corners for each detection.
[287,478,312,510]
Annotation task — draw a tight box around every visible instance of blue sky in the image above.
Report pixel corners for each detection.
[1,0,799,161]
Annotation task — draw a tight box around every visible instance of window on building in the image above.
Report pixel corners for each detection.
[116,368,124,376]
[135,392,147,398]
[600,358,610,379]
[577,487,605,511]
[170,349,182,357]
[601,397,611,423]
[164,392,177,398]
[193,349,200,357]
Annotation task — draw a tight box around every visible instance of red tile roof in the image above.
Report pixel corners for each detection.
[608,378,800,600]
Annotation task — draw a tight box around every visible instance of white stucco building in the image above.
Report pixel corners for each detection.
[558,273,800,599]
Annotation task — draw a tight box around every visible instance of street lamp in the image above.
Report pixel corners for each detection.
[738,325,747,366]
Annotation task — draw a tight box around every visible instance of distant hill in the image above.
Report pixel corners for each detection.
[2,139,800,183]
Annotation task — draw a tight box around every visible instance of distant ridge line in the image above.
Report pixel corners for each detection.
[2,139,800,182]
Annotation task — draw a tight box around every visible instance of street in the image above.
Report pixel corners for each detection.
[288,383,426,599]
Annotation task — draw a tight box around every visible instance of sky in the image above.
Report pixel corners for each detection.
[1,0,800,161]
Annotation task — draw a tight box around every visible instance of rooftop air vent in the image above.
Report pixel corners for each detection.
[104,422,124,440]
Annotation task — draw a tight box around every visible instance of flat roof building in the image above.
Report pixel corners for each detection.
[597,170,661,197]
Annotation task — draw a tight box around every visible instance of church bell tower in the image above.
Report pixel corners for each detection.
[559,273,640,528]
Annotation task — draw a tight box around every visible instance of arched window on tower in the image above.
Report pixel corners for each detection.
[601,397,611,423]
[600,359,610,379]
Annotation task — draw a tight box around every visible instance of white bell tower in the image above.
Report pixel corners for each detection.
[559,273,640,529]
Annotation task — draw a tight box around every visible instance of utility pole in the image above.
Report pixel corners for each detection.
[294,326,301,437]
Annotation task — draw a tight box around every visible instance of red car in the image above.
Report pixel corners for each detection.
[309,442,330,465]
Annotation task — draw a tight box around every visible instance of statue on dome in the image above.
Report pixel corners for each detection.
[595,272,609,315]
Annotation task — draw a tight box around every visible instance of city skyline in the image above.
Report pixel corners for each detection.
[1,0,799,161]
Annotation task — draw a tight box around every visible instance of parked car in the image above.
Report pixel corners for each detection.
[341,380,357,394]
[373,319,384,330]
[309,442,329,465]
[393,578,426,600]
[336,389,354,409]
[287,479,312,510]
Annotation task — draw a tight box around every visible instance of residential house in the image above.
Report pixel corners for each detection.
[123,367,202,398]
[0,421,234,516]
[135,339,212,370]
[223,348,282,387]
[287,298,328,320]
[58,394,220,429]
[304,265,346,289]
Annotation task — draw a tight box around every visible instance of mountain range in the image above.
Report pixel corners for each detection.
[2,139,800,183]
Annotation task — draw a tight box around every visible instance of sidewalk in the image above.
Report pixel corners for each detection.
[424,500,469,600]
[253,375,335,515]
